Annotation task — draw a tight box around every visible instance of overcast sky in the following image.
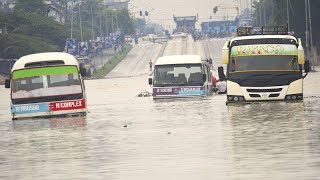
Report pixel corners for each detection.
[129,0,250,29]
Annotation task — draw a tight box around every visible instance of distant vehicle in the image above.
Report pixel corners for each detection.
[5,52,88,120]
[171,32,187,38]
[148,55,213,98]
[76,56,92,77]
[142,34,156,41]
[125,35,132,43]
[134,37,139,44]
[220,26,310,103]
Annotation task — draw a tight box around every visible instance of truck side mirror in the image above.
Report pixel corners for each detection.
[218,66,226,80]
[297,38,305,64]
[304,61,310,73]
[202,74,207,82]
[222,41,230,64]
[148,78,153,85]
[5,79,10,88]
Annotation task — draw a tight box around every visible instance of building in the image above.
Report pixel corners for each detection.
[0,0,15,13]
[103,0,129,10]
[46,1,65,24]
[173,15,198,34]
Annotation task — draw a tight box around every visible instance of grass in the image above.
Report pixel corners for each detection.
[91,44,133,79]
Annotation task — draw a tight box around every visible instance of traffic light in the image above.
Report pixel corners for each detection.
[145,11,149,16]
[213,6,218,14]
[140,11,142,16]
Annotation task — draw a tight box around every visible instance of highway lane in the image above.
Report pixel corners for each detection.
[106,41,163,78]
[1,37,320,180]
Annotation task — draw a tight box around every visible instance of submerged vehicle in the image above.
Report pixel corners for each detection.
[219,26,310,103]
[5,52,88,120]
[148,55,213,98]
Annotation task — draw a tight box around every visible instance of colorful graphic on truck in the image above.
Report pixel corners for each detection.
[231,44,298,57]
[153,86,204,96]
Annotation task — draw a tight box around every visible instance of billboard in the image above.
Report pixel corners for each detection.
[66,39,79,55]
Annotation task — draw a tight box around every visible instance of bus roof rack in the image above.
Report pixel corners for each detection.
[237,26,288,36]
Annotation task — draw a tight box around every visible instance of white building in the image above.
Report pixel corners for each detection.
[103,0,129,10]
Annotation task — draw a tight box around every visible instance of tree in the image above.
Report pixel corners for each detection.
[15,0,47,15]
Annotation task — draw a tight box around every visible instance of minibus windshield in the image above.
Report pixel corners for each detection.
[154,64,203,87]
[12,66,82,99]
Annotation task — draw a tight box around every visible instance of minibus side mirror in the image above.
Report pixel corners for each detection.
[80,68,87,77]
[5,79,10,88]
[218,66,226,80]
[202,74,207,82]
[304,61,310,73]
[148,78,153,85]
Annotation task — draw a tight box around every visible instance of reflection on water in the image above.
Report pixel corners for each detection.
[0,77,320,179]
[11,117,87,131]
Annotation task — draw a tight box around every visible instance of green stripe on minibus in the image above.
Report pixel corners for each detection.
[13,66,78,79]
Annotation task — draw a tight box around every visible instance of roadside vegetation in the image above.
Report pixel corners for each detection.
[0,0,136,59]
[91,44,133,79]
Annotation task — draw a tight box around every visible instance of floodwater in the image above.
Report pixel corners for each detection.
[0,38,320,179]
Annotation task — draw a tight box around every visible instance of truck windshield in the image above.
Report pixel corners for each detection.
[230,55,299,72]
[154,64,203,86]
[12,66,82,100]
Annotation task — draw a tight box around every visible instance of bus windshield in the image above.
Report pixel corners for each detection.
[12,66,82,100]
[229,55,299,72]
[154,64,203,86]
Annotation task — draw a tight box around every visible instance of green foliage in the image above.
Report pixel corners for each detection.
[0,33,59,59]
[0,0,137,59]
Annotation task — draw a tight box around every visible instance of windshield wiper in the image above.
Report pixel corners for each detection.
[263,73,299,83]
[237,74,271,84]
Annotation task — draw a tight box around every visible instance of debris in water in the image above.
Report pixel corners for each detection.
[137,90,152,97]
[123,125,127,128]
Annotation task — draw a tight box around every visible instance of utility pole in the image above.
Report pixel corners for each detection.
[305,0,309,67]
[307,0,315,69]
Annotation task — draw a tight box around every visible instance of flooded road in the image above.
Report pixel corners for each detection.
[0,38,320,179]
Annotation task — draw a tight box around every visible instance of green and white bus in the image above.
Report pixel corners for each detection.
[5,52,87,120]
[218,27,310,103]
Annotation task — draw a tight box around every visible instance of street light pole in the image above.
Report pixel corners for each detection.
[305,0,309,65]
[287,0,290,31]
[79,3,83,41]
[105,6,109,36]
[307,0,314,69]
[263,0,266,26]
[70,1,74,38]
[91,5,95,40]
[99,5,102,37]
[259,1,262,26]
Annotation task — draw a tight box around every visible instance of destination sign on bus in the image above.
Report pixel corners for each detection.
[50,99,86,112]
[231,44,297,57]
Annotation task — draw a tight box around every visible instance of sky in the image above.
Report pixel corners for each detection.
[129,0,251,30]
